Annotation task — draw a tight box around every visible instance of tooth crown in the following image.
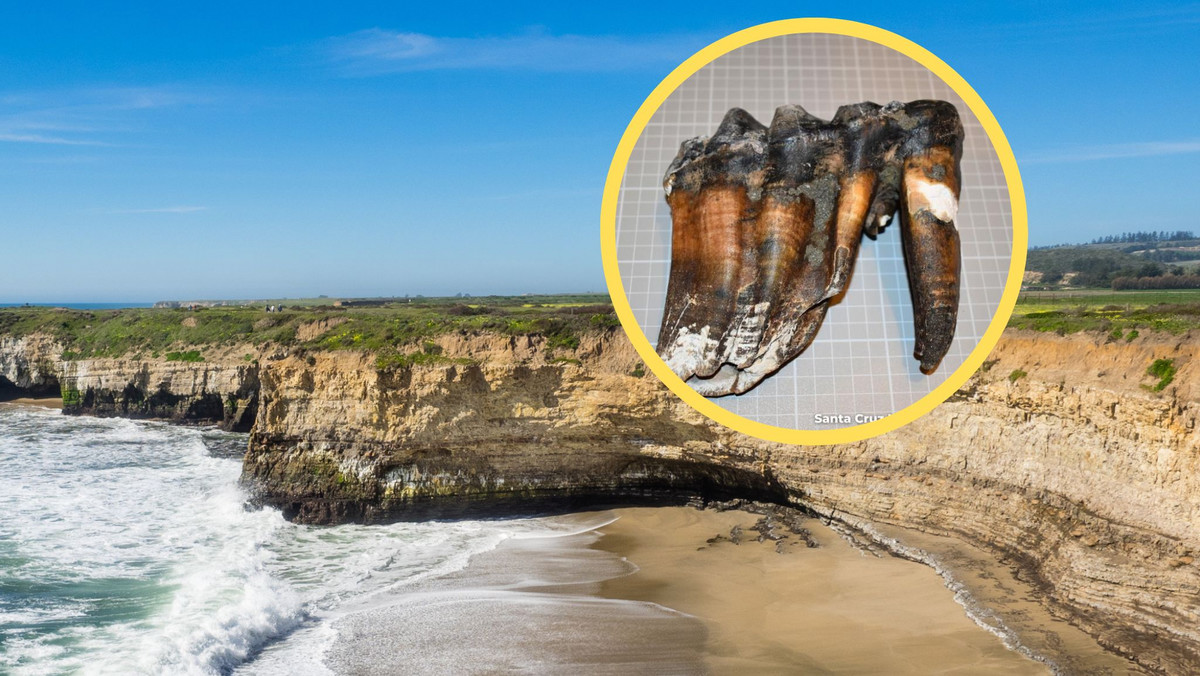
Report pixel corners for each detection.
[657,100,964,396]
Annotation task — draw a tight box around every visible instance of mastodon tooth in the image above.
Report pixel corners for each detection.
[657,108,766,381]
[655,100,965,396]
[898,100,963,375]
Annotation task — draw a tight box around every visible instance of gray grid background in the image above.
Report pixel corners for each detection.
[615,33,1012,430]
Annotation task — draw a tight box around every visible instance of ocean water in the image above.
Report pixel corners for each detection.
[0,405,595,675]
[0,303,156,310]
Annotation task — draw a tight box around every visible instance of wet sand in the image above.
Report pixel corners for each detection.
[323,514,712,675]
[0,397,62,409]
[597,507,1052,675]
[867,521,1144,674]
[318,505,1141,674]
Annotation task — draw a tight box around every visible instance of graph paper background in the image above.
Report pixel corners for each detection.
[614,33,1012,430]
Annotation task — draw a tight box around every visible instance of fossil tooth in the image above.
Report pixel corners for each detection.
[658,108,766,381]
[656,100,964,395]
[899,101,963,375]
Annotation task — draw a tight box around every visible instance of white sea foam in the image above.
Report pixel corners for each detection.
[0,406,572,675]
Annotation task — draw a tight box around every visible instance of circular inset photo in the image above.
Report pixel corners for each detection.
[601,20,1026,444]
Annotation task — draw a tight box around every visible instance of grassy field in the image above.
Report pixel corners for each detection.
[8,286,1198,360]
[1011,290,1200,335]
[0,294,617,360]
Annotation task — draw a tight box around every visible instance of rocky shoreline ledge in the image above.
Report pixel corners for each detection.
[2,326,1198,673]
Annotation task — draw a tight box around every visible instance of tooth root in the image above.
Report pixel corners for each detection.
[864,163,901,239]
[901,144,961,374]
[658,186,753,380]
[716,181,771,371]
[657,109,766,381]
[824,170,875,300]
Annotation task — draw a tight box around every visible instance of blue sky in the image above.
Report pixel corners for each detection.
[1,2,1197,302]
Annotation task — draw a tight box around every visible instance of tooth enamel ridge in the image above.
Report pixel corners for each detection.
[656,100,964,397]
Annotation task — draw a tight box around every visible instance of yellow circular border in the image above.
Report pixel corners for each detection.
[600,18,1027,445]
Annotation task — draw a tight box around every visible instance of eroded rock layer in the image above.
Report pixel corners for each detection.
[0,337,259,431]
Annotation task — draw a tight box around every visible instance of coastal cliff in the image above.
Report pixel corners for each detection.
[239,327,1200,674]
[0,335,259,431]
[243,332,779,522]
[1,325,1197,673]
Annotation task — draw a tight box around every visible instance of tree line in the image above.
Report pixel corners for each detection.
[1111,275,1200,290]
[1090,231,1196,244]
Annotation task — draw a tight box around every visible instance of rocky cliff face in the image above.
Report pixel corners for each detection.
[2,327,1197,673]
[243,332,780,523]
[779,331,1200,674]
[240,327,1200,675]
[0,334,63,397]
[0,337,259,431]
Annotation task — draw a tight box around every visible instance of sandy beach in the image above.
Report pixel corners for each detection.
[309,505,1144,674]
[596,507,1051,675]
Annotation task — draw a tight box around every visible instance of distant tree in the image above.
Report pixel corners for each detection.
[1137,262,1165,278]
[1094,230,1196,244]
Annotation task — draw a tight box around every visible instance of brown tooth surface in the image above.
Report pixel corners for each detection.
[901,145,961,375]
[690,185,755,378]
[658,186,753,379]
[713,179,769,372]
[755,194,816,323]
[825,170,875,300]
[657,109,766,381]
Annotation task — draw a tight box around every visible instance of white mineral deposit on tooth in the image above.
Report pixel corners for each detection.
[909,178,959,224]
[664,324,719,377]
[726,302,771,362]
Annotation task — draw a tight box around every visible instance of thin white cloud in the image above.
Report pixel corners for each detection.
[0,85,220,146]
[89,86,217,110]
[1024,140,1200,164]
[0,132,108,146]
[323,28,703,74]
[107,206,208,214]
[988,5,1200,42]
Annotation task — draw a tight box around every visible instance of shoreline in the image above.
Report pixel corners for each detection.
[854,519,1146,675]
[0,394,1158,673]
[0,397,62,409]
[314,510,711,675]
[299,505,1139,674]
[593,506,1052,675]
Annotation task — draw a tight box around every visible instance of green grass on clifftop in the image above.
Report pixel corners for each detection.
[1010,290,1200,336]
[0,294,616,359]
